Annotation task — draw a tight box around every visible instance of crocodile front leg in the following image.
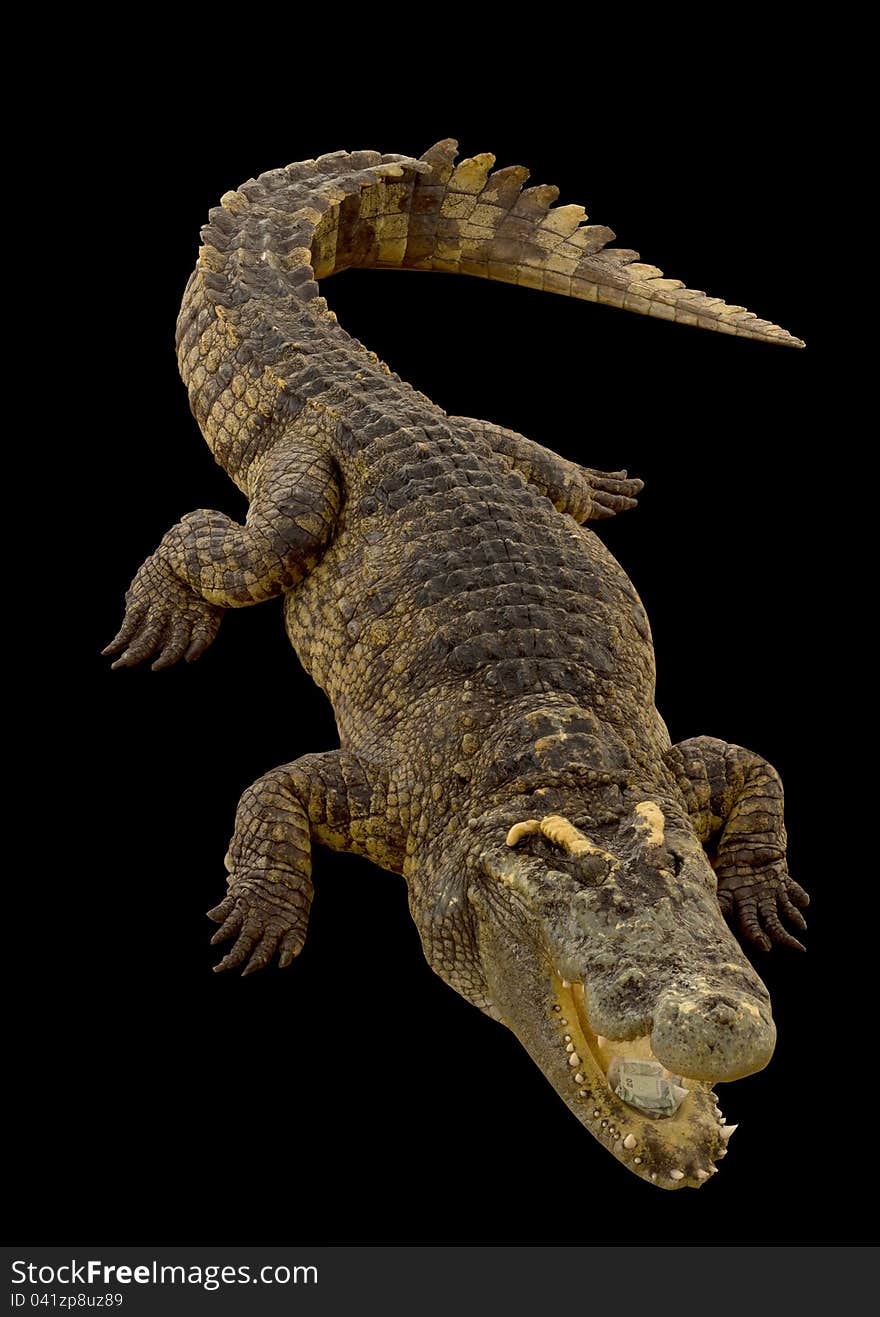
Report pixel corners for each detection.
[664,736,810,952]
[208,750,403,975]
[452,415,643,524]
[103,440,340,669]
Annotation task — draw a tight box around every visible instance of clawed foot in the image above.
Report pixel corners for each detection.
[582,468,644,520]
[717,862,810,952]
[207,880,309,976]
[103,553,222,670]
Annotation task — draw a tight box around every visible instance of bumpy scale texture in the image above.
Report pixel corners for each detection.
[105,140,809,1189]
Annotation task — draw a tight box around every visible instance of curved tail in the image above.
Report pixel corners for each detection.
[197,138,804,348]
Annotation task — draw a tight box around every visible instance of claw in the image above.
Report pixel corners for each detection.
[787,878,810,908]
[586,468,643,522]
[151,620,193,671]
[110,618,167,668]
[184,622,218,663]
[241,935,277,976]
[594,494,639,512]
[206,895,236,923]
[209,913,243,946]
[278,929,304,969]
[213,926,260,973]
[592,475,644,497]
[779,891,808,931]
[105,556,223,672]
[102,606,146,656]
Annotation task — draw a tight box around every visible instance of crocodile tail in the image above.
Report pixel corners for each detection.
[195,142,803,348]
[401,140,803,348]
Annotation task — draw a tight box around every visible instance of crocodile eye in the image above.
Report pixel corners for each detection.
[668,849,686,877]
[579,853,611,885]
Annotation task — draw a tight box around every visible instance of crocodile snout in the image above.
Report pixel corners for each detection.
[650,988,776,1081]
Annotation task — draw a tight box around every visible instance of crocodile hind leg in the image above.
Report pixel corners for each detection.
[103,439,340,670]
[664,736,810,952]
[451,415,643,524]
[208,750,403,975]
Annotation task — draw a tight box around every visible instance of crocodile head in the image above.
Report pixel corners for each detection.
[413,794,773,1189]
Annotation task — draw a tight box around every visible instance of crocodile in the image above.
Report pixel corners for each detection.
[103,139,808,1189]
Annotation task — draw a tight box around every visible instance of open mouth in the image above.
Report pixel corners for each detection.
[551,974,736,1189]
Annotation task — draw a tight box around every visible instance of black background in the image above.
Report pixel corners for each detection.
[13,45,865,1247]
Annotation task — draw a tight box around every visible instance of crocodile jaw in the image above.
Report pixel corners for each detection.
[548,976,733,1189]
[483,942,735,1189]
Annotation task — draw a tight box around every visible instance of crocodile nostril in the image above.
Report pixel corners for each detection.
[707,1001,738,1026]
[651,990,776,1081]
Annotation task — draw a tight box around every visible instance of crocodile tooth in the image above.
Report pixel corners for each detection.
[623,1133,637,1149]
[696,1170,710,1180]
[669,1169,685,1180]
[596,1036,607,1048]
[672,1085,690,1103]
[720,1123,738,1141]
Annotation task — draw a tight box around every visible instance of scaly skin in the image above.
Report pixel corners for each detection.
[104,140,808,1189]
